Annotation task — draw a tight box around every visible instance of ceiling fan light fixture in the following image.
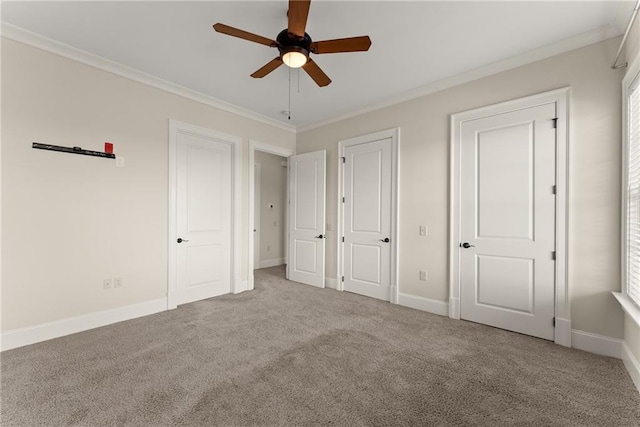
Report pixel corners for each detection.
[282,47,308,68]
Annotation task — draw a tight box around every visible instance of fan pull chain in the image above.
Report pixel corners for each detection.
[288,68,291,121]
[298,68,300,93]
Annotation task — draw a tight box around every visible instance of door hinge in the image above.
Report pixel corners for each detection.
[553,317,556,327]
[341,276,344,282]
[342,197,345,203]
[552,185,557,195]
[342,236,344,243]
[551,251,556,261]
[341,157,345,163]
[552,118,558,129]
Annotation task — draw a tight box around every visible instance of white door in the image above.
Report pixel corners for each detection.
[460,103,556,340]
[343,138,392,301]
[288,150,326,287]
[176,132,232,305]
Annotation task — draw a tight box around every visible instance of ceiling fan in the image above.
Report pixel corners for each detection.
[213,0,371,87]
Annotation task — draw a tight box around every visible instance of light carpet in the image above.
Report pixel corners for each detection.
[1,266,639,426]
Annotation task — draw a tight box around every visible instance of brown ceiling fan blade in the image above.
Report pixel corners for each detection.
[288,0,311,38]
[310,36,372,54]
[251,57,283,78]
[302,58,331,87]
[213,23,277,47]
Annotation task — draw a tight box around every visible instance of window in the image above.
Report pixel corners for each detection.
[624,59,640,308]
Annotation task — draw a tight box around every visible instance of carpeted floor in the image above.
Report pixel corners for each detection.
[1,266,639,426]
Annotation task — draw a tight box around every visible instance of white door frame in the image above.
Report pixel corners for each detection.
[248,140,295,290]
[253,162,261,268]
[168,120,243,309]
[449,87,571,347]
[338,128,400,303]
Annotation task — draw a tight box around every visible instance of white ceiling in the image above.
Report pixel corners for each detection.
[1,1,634,129]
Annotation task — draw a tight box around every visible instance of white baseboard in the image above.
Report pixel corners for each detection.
[325,277,338,289]
[554,317,572,347]
[571,329,622,359]
[622,342,640,393]
[259,258,286,269]
[1,298,167,352]
[398,293,448,317]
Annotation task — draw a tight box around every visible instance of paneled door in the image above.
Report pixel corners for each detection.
[288,150,326,287]
[460,103,557,340]
[343,137,392,301]
[176,131,232,305]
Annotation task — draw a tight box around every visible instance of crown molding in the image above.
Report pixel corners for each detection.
[0,22,296,134]
[1,22,623,135]
[297,25,622,133]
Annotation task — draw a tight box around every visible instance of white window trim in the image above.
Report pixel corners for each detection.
[619,50,640,328]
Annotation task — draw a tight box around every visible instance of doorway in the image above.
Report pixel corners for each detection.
[254,151,288,269]
[450,88,570,346]
[248,141,295,290]
[338,128,399,303]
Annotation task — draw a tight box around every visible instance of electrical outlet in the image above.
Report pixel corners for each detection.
[419,226,427,236]
[116,156,125,167]
[419,270,428,281]
[103,278,113,290]
[114,277,123,288]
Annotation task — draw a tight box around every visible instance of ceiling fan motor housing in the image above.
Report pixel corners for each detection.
[277,29,312,59]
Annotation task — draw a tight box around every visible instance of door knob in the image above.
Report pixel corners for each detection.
[380,238,390,243]
[460,242,475,248]
[315,234,325,239]
[177,238,189,243]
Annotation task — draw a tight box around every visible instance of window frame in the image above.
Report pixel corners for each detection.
[620,50,640,318]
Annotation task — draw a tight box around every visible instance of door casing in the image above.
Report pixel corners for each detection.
[338,128,400,303]
[253,162,261,268]
[449,87,570,347]
[168,120,242,309]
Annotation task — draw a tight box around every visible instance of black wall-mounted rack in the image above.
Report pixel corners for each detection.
[32,142,115,159]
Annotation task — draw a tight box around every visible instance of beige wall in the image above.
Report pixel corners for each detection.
[624,15,640,64]
[255,151,287,265]
[297,37,625,339]
[623,20,640,364]
[1,38,295,331]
